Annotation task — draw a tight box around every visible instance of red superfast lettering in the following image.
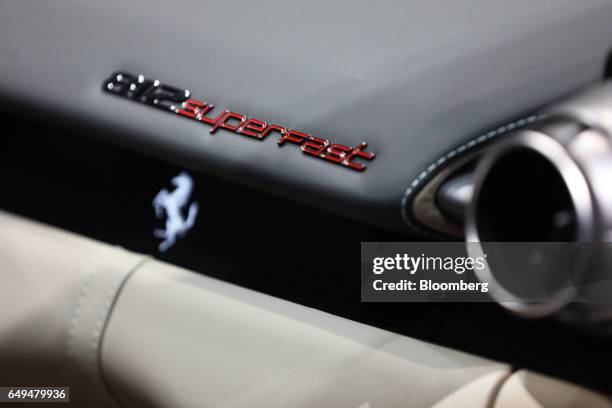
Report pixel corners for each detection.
[104,72,375,171]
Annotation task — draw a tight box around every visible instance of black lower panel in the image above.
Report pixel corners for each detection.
[0,112,609,393]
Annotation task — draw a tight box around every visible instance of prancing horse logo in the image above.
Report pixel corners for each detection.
[153,172,199,253]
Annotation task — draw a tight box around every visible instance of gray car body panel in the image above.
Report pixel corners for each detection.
[1,0,611,233]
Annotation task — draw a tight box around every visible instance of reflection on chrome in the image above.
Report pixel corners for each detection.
[465,83,612,328]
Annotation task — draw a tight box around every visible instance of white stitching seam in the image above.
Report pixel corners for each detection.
[400,114,542,232]
[89,257,150,378]
[89,279,124,374]
[66,270,96,359]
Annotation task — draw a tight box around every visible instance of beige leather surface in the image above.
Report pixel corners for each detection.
[493,370,612,408]
[432,371,509,408]
[102,260,508,408]
[0,210,609,407]
[0,210,146,407]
